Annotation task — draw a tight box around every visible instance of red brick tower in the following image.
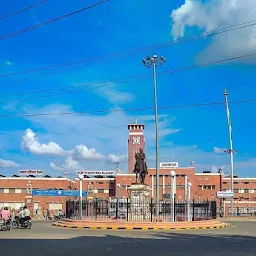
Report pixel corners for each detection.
[128,123,145,173]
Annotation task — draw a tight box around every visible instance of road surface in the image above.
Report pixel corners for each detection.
[0,220,255,256]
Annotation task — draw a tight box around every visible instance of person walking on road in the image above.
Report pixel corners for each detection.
[46,209,50,220]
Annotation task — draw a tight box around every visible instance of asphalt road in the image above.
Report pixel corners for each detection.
[0,220,256,256]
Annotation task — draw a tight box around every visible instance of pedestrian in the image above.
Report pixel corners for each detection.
[46,209,50,220]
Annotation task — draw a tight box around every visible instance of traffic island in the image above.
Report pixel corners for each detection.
[52,219,230,231]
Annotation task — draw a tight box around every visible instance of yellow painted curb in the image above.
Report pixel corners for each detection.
[52,223,230,231]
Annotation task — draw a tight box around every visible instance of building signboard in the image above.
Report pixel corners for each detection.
[216,191,234,198]
[160,162,179,168]
[76,171,116,176]
[32,190,87,197]
[19,170,44,176]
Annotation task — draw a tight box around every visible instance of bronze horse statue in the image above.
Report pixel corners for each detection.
[133,148,148,184]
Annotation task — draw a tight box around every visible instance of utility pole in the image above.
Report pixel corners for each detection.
[224,89,236,216]
[142,55,165,216]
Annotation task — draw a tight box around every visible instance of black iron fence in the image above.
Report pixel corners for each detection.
[66,199,217,222]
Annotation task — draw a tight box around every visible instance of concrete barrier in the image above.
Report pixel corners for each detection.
[52,219,229,231]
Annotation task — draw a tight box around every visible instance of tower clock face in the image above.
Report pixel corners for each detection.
[132,136,140,144]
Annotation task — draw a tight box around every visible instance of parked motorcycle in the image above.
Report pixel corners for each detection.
[0,218,11,231]
[12,216,32,229]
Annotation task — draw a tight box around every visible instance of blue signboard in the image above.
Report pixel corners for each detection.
[32,189,87,197]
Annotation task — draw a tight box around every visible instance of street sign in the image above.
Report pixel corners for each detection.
[216,191,233,198]
[160,162,179,168]
[19,170,44,176]
[32,190,87,197]
[77,170,116,176]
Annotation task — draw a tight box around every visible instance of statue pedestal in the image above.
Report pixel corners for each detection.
[127,184,152,221]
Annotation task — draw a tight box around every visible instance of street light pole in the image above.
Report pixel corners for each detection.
[187,182,192,221]
[78,174,84,220]
[142,55,165,216]
[170,170,176,222]
[116,184,121,219]
[224,89,235,216]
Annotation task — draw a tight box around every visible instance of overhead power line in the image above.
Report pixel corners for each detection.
[1,51,255,103]
[0,0,48,21]
[0,0,109,41]
[0,99,255,118]
[0,19,255,79]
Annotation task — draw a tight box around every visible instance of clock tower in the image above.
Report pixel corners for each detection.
[128,123,145,173]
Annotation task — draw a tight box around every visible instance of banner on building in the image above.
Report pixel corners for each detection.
[160,162,179,168]
[32,189,87,197]
[19,170,44,176]
[76,171,116,176]
[216,191,234,198]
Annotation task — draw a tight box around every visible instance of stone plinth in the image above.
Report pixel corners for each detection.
[127,184,152,221]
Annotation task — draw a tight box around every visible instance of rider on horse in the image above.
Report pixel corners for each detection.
[133,148,148,184]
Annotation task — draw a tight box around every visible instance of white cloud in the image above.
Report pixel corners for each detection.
[21,128,104,160]
[22,104,180,157]
[21,128,66,156]
[97,83,135,104]
[49,161,63,171]
[107,154,127,163]
[50,156,81,172]
[4,61,12,66]
[171,0,256,62]
[213,147,226,153]
[0,159,18,168]
[72,145,105,160]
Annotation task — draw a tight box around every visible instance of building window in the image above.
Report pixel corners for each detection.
[205,177,209,180]
[0,188,4,193]
[4,188,9,193]
[234,189,239,193]
[243,181,250,184]
[234,181,239,184]
[223,182,227,184]
[199,196,203,201]
[212,185,216,190]
[244,189,249,193]
[97,182,104,185]
[98,189,104,193]
[198,185,203,190]
[15,188,22,194]
[199,177,202,180]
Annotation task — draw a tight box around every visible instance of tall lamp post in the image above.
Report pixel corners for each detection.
[170,170,176,222]
[116,184,121,219]
[78,174,84,220]
[142,55,165,216]
[187,182,192,221]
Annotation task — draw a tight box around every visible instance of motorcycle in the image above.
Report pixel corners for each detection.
[0,218,11,231]
[12,216,32,229]
[53,214,65,222]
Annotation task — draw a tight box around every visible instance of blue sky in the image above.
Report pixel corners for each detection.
[0,0,255,177]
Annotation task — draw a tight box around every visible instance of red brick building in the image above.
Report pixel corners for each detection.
[0,174,75,213]
[0,122,256,216]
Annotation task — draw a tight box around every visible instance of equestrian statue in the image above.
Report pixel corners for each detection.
[133,148,148,185]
